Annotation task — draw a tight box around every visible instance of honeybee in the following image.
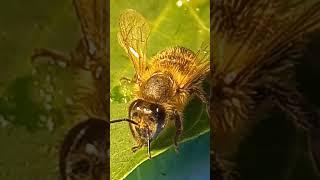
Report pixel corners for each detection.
[110,9,210,158]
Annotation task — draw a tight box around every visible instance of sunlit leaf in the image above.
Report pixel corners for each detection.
[110,0,210,179]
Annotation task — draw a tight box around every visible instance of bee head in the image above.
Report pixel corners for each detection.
[110,99,166,158]
[129,99,166,144]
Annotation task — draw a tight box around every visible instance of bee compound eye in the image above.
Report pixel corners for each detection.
[132,112,139,117]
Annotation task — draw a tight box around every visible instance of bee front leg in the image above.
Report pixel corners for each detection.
[120,77,134,85]
[31,48,70,68]
[173,110,183,152]
[120,73,140,85]
[131,143,143,153]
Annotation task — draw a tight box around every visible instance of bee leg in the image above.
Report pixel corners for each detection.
[193,87,210,117]
[120,73,140,85]
[193,87,208,104]
[31,48,70,68]
[120,77,134,85]
[131,143,143,153]
[173,110,183,152]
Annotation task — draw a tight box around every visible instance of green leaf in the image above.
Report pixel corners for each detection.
[110,0,210,179]
[126,132,210,180]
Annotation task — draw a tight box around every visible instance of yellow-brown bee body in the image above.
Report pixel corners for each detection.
[137,47,208,108]
[111,9,209,158]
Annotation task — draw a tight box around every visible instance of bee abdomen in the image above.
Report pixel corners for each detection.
[152,46,196,72]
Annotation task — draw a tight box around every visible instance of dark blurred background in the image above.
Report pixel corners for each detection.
[232,32,320,180]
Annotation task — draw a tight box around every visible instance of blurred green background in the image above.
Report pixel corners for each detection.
[0,0,80,179]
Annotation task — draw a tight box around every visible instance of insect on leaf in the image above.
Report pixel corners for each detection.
[110,0,210,179]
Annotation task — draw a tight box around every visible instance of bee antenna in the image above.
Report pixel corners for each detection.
[110,118,138,126]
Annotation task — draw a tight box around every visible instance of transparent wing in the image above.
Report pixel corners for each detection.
[195,40,210,66]
[117,9,150,77]
[185,40,210,88]
[73,0,107,57]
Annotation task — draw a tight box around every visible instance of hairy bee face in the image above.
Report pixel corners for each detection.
[60,118,108,180]
[128,99,166,144]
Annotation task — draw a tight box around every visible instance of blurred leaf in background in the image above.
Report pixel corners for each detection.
[110,0,210,179]
[232,33,320,180]
[212,0,320,179]
[0,0,80,179]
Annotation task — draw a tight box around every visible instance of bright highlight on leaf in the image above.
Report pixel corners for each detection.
[176,0,183,7]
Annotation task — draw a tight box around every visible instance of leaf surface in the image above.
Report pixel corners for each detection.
[110,0,210,179]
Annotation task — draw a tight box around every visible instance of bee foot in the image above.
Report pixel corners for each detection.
[131,146,140,153]
[173,142,180,153]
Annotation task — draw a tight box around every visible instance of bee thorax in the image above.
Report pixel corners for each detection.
[141,74,173,103]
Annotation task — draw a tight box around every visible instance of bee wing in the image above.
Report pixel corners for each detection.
[117,9,150,77]
[196,40,210,65]
[186,41,210,87]
[73,0,106,57]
